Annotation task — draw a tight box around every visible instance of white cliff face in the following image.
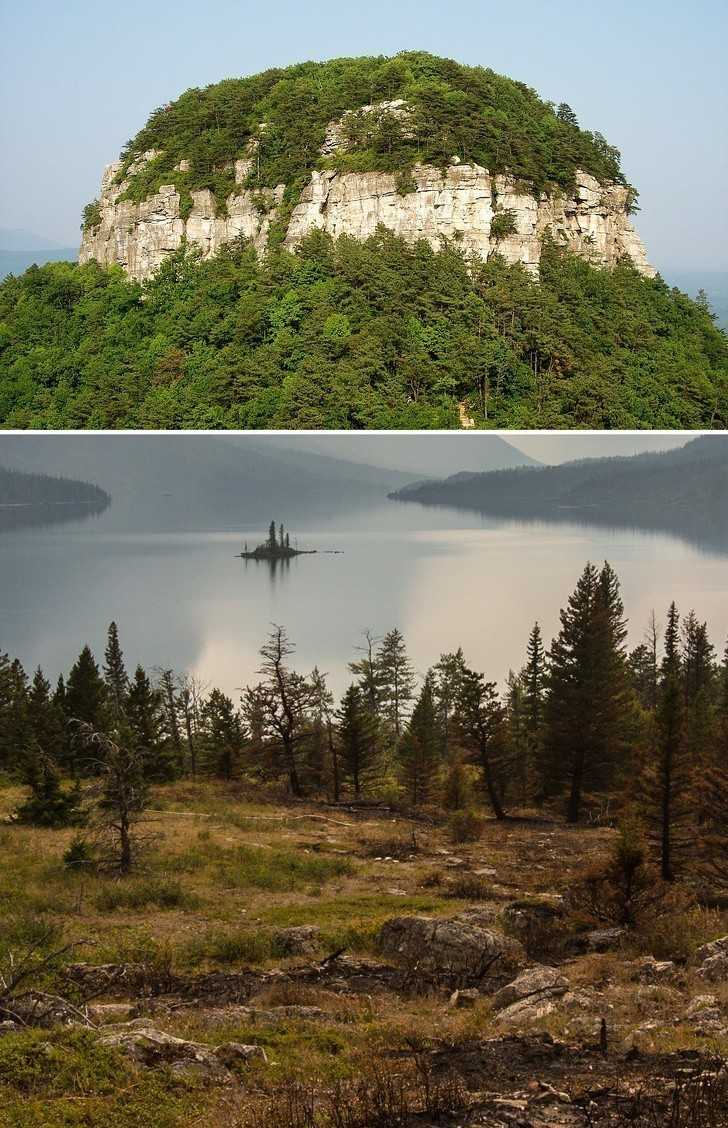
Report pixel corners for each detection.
[79,152,284,281]
[80,150,654,281]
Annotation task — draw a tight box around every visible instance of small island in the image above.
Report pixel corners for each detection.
[237,520,314,561]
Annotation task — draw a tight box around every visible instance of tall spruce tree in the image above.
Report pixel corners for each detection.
[522,622,546,797]
[28,667,65,764]
[127,666,173,781]
[455,664,507,820]
[337,684,380,799]
[202,689,243,780]
[308,667,337,798]
[377,628,416,740]
[0,656,29,775]
[432,649,467,759]
[103,622,129,720]
[348,630,382,715]
[65,645,107,775]
[544,562,629,823]
[398,673,440,807]
[641,603,692,881]
[247,625,315,797]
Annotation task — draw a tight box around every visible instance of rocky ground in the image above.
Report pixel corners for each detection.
[0,782,726,1126]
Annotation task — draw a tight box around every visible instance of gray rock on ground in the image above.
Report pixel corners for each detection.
[98,1024,266,1081]
[693,935,728,983]
[378,910,524,987]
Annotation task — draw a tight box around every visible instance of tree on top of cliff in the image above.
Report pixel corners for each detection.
[112,52,629,214]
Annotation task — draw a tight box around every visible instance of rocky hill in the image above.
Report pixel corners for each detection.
[79,53,652,282]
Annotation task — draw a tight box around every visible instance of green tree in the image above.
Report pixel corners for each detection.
[377,628,416,740]
[337,684,380,799]
[103,622,129,720]
[543,562,630,823]
[455,663,507,820]
[202,688,243,780]
[398,673,440,807]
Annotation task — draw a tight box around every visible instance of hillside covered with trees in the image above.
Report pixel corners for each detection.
[95,51,630,222]
[1,234,725,429]
[0,464,109,530]
[390,436,728,550]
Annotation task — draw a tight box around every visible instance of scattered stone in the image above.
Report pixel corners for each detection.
[448,988,481,1008]
[98,1025,266,1081]
[583,927,626,953]
[684,995,727,1036]
[0,1020,18,1035]
[493,965,570,1013]
[633,956,675,983]
[693,935,728,983]
[378,911,524,988]
[3,991,90,1028]
[87,1002,138,1025]
[272,925,321,956]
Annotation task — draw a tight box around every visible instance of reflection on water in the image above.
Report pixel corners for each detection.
[2,499,727,698]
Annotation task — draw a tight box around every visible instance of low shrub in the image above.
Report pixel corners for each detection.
[447,809,484,844]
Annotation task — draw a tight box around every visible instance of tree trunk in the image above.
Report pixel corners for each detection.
[567,747,585,824]
[481,748,505,820]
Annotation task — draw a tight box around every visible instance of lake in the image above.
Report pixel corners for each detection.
[2,496,727,699]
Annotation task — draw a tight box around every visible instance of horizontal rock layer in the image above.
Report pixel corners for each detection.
[80,154,654,282]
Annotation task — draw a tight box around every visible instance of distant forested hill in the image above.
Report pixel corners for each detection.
[390,436,728,552]
[0,465,110,531]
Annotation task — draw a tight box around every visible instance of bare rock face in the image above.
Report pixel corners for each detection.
[80,139,655,283]
[80,151,284,281]
[378,910,524,988]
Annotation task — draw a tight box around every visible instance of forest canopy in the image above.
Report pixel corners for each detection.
[0,232,726,430]
[105,52,629,221]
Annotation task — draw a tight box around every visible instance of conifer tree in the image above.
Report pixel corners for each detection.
[698,638,728,891]
[557,102,579,127]
[432,649,467,759]
[455,664,507,820]
[27,667,65,764]
[398,673,440,807]
[337,684,380,799]
[505,670,530,806]
[127,666,173,780]
[348,630,382,715]
[246,625,314,797]
[543,562,629,822]
[103,621,129,719]
[0,655,29,774]
[65,646,106,728]
[641,603,692,881]
[158,669,183,773]
[15,743,84,828]
[80,721,148,874]
[308,667,337,798]
[202,689,243,780]
[377,628,415,740]
[522,622,547,797]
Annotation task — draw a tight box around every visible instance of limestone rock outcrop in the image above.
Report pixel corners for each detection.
[80,144,655,283]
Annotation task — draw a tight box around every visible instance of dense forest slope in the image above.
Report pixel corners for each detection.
[78,52,651,282]
[1,235,726,429]
[390,436,728,552]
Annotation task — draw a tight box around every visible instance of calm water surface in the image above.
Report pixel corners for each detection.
[2,499,727,697]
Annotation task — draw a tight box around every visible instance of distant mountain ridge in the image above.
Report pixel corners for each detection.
[390,436,728,553]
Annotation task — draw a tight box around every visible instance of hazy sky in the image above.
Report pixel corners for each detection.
[1,0,726,271]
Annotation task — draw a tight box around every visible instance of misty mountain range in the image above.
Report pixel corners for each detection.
[390,436,728,554]
[2,434,528,531]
